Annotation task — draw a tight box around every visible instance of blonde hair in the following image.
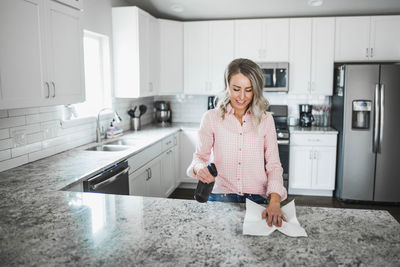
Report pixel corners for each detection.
[216,58,269,128]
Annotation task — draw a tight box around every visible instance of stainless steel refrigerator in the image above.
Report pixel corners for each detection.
[332,64,400,203]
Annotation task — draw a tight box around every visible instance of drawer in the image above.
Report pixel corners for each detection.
[162,134,175,151]
[290,133,337,147]
[128,141,162,174]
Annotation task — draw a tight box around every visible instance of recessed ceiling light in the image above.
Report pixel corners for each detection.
[308,0,323,7]
[171,4,184,13]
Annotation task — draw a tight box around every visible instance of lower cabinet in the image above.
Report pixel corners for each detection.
[288,133,337,196]
[128,133,178,198]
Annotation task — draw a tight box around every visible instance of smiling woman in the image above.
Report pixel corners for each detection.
[73,30,112,118]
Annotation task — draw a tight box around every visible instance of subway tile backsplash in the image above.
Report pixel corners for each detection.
[0,96,154,172]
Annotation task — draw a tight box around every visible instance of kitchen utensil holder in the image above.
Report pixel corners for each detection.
[131,117,141,131]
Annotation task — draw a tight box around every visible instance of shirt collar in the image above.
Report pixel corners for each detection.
[226,103,252,115]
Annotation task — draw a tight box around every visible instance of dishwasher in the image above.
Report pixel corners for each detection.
[83,161,130,195]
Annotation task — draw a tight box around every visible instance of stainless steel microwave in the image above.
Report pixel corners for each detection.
[257,62,289,92]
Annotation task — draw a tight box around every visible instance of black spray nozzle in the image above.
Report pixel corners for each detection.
[207,163,218,177]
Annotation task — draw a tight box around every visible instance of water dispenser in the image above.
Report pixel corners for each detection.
[352,100,371,130]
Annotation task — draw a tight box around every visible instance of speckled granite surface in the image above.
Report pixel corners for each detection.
[289,126,338,134]
[0,123,399,266]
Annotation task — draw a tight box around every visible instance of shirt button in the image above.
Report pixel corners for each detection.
[238,162,241,165]
[240,133,242,135]
[239,148,241,151]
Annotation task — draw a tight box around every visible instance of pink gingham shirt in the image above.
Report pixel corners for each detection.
[187,104,287,201]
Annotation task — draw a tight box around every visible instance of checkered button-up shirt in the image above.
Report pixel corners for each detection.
[187,104,287,201]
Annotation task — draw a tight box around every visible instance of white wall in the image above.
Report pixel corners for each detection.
[0,0,154,172]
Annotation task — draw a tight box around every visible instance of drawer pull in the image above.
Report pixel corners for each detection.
[307,138,320,142]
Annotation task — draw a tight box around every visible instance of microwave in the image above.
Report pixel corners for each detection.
[257,62,289,92]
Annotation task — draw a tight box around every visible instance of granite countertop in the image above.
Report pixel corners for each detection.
[0,123,399,266]
[289,126,338,134]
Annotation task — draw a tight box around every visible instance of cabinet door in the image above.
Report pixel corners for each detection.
[148,16,159,95]
[235,19,262,61]
[370,16,400,61]
[184,22,209,94]
[159,19,184,95]
[312,146,336,190]
[46,0,84,105]
[161,147,176,197]
[335,17,371,61]
[209,20,234,95]
[138,10,150,96]
[310,17,335,96]
[129,168,148,196]
[179,130,199,184]
[0,0,47,109]
[262,19,289,61]
[147,159,162,197]
[289,146,313,190]
[288,18,312,95]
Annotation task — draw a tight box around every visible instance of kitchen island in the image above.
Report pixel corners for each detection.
[0,124,399,266]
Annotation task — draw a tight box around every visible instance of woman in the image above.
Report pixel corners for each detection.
[187,58,287,228]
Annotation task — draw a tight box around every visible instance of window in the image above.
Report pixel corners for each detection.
[74,30,112,118]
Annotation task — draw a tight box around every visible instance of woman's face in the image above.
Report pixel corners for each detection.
[229,72,254,114]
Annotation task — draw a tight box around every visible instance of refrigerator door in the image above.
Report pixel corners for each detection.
[341,65,379,201]
[374,64,400,202]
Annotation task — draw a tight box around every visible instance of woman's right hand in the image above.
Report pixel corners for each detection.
[195,166,215,184]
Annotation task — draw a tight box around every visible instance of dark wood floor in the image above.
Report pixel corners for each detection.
[169,188,400,223]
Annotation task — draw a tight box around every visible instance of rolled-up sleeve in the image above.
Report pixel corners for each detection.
[264,114,287,201]
[186,111,215,179]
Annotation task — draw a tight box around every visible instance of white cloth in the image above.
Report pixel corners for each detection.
[243,199,307,237]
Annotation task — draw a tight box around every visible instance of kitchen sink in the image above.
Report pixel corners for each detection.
[106,139,139,146]
[85,145,131,152]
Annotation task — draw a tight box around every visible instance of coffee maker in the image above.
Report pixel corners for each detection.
[299,104,314,127]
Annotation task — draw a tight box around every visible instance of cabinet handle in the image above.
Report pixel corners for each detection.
[366,48,369,58]
[308,138,320,142]
[166,140,172,145]
[149,168,152,178]
[51,82,56,98]
[314,151,317,160]
[370,47,374,58]
[146,168,151,181]
[309,151,313,159]
[45,82,50,98]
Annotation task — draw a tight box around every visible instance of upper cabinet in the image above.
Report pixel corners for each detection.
[0,0,84,110]
[159,19,184,95]
[289,17,335,95]
[112,7,160,98]
[235,19,289,62]
[335,16,400,61]
[184,20,234,95]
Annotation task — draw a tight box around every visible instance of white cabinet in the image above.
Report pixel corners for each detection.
[0,0,84,109]
[235,19,289,62]
[335,16,400,61]
[159,19,183,95]
[184,20,234,95]
[161,146,176,197]
[289,133,337,196]
[128,133,179,198]
[289,17,335,96]
[129,157,162,197]
[179,129,199,184]
[46,0,85,105]
[112,7,159,98]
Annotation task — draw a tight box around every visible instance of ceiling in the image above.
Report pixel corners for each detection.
[123,0,400,21]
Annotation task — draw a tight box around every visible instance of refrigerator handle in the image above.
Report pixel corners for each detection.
[373,84,380,153]
[378,84,385,153]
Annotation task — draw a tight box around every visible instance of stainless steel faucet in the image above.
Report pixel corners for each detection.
[96,108,122,143]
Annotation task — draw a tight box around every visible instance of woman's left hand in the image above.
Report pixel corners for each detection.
[262,202,286,227]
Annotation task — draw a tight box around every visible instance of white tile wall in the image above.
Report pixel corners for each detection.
[0,96,154,172]
[156,93,330,124]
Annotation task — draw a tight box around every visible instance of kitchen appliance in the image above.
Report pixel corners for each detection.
[299,104,314,127]
[83,161,130,195]
[267,105,290,190]
[194,163,218,203]
[257,62,289,92]
[154,101,171,124]
[332,64,400,203]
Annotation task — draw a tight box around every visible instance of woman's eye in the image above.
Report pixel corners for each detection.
[246,90,252,93]
[233,88,240,92]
